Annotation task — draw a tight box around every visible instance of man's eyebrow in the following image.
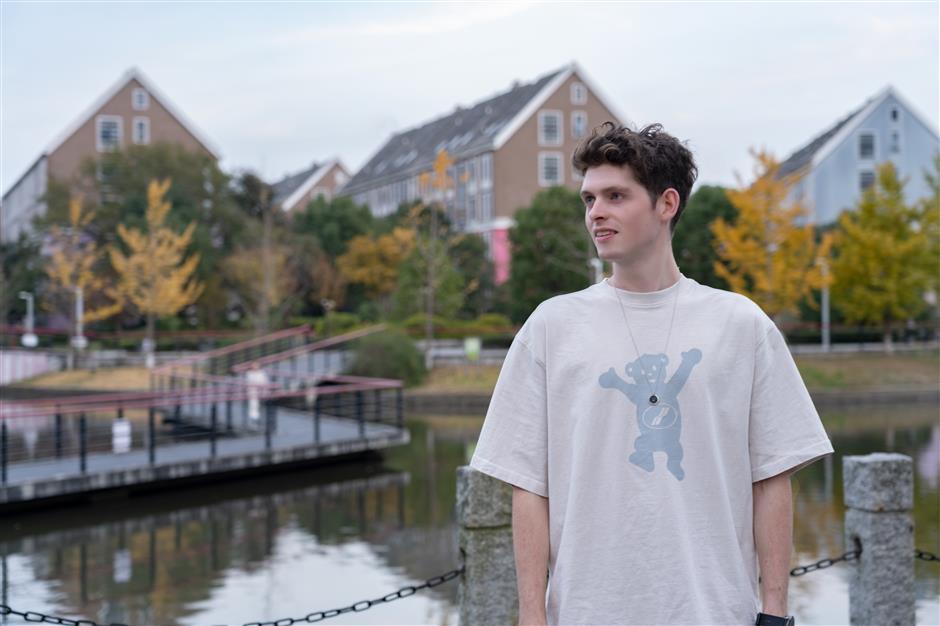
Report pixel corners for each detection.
[581,185,630,197]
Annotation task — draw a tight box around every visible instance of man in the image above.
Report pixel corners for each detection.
[469,122,833,625]
[245,361,270,430]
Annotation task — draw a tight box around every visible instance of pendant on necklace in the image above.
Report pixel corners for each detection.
[649,395,658,404]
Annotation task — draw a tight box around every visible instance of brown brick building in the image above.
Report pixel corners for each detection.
[2,68,218,243]
[340,63,623,283]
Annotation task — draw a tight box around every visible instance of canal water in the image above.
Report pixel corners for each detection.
[1,405,938,625]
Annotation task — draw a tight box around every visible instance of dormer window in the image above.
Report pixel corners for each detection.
[890,107,899,122]
[571,82,587,105]
[132,88,149,111]
[858,133,875,160]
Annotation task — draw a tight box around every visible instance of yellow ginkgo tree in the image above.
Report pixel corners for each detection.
[44,196,123,329]
[711,150,832,322]
[336,227,415,307]
[831,162,934,349]
[109,179,203,355]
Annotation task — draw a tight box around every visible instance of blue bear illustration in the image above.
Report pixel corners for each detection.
[599,348,702,480]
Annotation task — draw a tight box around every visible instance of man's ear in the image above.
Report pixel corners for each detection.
[658,188,681,224]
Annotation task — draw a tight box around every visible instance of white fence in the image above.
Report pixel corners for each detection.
[0,349,65,385]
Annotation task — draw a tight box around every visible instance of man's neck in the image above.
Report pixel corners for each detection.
[608,250,682,293]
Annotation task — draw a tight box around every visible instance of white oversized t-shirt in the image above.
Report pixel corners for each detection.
[469,276,834,626]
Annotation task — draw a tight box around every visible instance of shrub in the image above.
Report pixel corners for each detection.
[346,329,427,387]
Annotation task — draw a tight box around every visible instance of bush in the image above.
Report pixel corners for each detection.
[346,329,427,387]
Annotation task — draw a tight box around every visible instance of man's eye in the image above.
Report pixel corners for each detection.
[610,192,622,200]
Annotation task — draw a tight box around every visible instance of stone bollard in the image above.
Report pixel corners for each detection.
[456,466,517,626]
[842,453,914,626]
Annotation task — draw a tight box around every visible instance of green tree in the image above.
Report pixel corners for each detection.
[1,234,44,325]
[831,162,933,348]
[918,154,940,299]
[672,185,736,289]
[508,186,593,323]
[392,241,465,320]
[451,233,494,318]
[294,195,374,258]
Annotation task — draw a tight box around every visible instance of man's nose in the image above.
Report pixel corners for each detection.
[587,199,607,221]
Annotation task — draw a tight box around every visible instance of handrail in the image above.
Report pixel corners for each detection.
[153,325,311,372]
[230,324,386,373]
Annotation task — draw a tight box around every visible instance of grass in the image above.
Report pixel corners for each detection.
[16,366,151,391]
[13,350,938,395]
[794,350,939,390]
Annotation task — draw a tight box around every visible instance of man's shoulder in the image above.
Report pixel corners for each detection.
[531,282,606,320]
[685,279,772,325]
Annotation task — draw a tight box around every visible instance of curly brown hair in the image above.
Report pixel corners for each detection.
[572,122,697,231]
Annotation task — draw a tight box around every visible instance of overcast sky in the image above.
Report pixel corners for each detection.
[2,1,937,194]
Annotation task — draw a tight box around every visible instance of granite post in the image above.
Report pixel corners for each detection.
[842,453,914,626]
[457,466,517,626]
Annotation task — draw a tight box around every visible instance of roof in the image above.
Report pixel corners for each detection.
[270,159,345,211]
[272,162,323,207]
[777,85,939,179]
[342,66,570,195]
[777,103,868,178]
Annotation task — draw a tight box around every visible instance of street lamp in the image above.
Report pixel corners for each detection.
[70,285,88,350]
[18,291,38,348]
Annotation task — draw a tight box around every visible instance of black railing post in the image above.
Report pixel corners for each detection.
[1,421,7,485]
[225,399,233,432]
[396,387,403,430]
[148,407,156,466]
[79,412,87,474]
[264,401,273,452]
[55,410,63,458]
[356,390,365,439]
[210,401,217,459]
[375,388,382,424]
[314,396,321,444]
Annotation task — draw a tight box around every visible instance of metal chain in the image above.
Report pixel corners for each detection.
[790,537,862,577]
[0,566,464,626]
[916,549,939,562]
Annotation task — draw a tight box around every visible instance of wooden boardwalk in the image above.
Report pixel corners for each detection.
[1,405,408,510]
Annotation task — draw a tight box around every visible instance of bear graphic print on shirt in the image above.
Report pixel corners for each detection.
[599,348,702,481]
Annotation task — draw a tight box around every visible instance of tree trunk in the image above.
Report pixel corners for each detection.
[259,197,272,335]
[882,321,894,353]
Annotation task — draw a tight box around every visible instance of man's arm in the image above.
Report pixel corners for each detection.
[753,471,793,616]
[513,485,549,626]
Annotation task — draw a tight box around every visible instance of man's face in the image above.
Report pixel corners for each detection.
[580,163,667,265]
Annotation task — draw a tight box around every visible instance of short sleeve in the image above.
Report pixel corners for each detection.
[749,324,834,482]
[469,329,548,497]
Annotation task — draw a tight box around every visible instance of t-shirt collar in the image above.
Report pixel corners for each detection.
[603,274,688,309]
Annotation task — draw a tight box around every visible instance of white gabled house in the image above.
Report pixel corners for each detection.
[779,86,939,225]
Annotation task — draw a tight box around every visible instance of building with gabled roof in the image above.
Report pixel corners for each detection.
[779,85,939,224]
[2,67,219,243]
[341,62,624,283]
[270,159,350,213]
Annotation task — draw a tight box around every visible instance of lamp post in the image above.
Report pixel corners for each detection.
[818,257,831,353]
[18,291,38,348]
[70,285,88,351]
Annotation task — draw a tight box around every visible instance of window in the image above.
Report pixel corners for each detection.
[571,82,587,105]
[132,88,149,111]
[539,152,564,187]
[538,110,563,146]
[859,170,876,191]
[890,131,901,154]
[571,111,588,139]
[467,194,476,222]
[890,107,899,122]
[481,191,493,222]
[96,115,122,151]
[481,153,493,187]
[858,133,875,159]
[132,116,150,145]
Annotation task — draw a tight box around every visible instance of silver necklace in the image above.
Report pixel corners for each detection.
[609,277,681,405]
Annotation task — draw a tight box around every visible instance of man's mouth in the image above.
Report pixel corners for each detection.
[594,229,617,242]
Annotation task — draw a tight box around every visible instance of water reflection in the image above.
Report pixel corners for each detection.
[1,409,938,626]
